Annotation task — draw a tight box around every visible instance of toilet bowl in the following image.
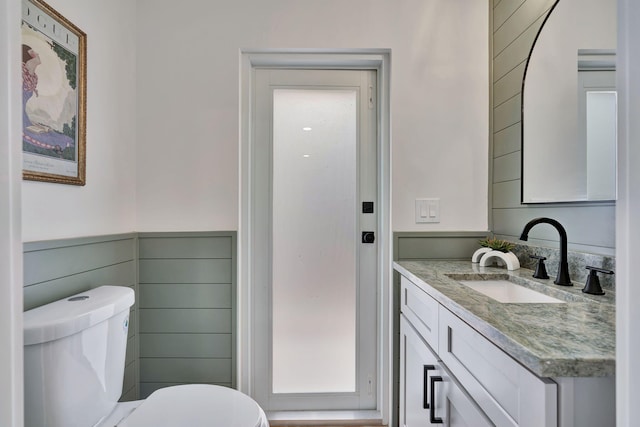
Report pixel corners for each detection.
[23,286,268,427]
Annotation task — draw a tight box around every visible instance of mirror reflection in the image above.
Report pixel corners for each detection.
[522,0,617,203]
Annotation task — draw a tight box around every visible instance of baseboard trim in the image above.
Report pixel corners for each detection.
[267,410,384,426]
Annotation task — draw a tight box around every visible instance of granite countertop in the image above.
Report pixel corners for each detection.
[394,260,615,378]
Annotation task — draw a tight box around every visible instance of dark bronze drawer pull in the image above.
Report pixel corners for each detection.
[429,375,443,424]
[423,365,435,409]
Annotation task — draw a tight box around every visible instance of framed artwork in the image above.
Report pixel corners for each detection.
[21,0,86,185]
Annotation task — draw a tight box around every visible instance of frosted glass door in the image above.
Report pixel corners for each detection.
[251,68,377,411]
[272,89,357,394]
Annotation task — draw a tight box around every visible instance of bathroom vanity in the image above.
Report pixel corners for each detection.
[395,260,615,427]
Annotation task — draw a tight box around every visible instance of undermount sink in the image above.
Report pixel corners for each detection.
[457,279,565,304]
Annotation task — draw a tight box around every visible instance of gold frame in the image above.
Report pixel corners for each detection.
[21,0,86,185]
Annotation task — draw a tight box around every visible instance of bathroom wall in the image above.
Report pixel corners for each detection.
[490,0,616,255]
[18,2,490,238]
[21,0,137,243]
[135,0,490,233]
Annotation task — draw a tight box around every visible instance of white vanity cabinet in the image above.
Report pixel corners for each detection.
[399,275,557,427]
[400,316,493,426]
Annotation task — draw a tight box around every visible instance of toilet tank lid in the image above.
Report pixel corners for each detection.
[24,286,135,346]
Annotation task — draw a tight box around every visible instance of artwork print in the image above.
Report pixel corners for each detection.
[21,0,86,185]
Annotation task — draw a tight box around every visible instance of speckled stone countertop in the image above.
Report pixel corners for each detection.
[394,260,615,378]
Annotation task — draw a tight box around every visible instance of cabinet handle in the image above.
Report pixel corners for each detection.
[429,375,443,424]
[423,365,436,409]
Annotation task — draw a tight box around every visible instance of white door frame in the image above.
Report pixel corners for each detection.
[616,0,640,424]
[239,49,391,422]
[1,0,25,426]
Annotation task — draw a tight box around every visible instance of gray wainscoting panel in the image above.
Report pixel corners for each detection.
[23,237,134,286]
[493,151,521,183]
[394,231,491,261]
[493,13,547,81]
[140,334,232,358]
[493,0,525,30]
[139,308,232,333]
[140,358,232,383]
[494,62,526,106]
[138,259,231,284]
[24,261,135,311]
[493,0,556,54]
[138,283,232,308]
[493,122,521,158]
[490,0,616,255]
[137,232,236,398]
[493,94,521,132]
[23,234,139,401]
[138,236,232,258]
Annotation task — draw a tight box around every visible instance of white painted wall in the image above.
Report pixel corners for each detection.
[616,0,640,424]
[21,0,137,242]
[1,0,24,424]
[135,0,489,232]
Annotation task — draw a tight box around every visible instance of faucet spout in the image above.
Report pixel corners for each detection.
[520,217,572,286]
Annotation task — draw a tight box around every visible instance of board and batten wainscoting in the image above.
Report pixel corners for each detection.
[137,232,236,398]
[391,231,490,427]
[491,0,615,256]
[23,234,139,401]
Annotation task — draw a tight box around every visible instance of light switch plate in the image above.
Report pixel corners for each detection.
[415,198,440,223]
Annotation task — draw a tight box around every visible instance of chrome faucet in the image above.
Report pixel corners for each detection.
[519,217,572,286]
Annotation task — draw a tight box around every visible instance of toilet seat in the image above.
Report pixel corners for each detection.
[116,384,268,427]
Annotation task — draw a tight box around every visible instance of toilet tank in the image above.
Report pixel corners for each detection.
[23,286,135,427]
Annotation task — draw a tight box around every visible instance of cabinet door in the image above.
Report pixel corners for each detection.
[401,316,493,427]
[432,370,494,427]
[400,316,439,427]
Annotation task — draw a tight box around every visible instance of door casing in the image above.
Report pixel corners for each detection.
[239,49,391,422]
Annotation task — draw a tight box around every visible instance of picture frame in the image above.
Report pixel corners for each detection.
[21,0,86,185]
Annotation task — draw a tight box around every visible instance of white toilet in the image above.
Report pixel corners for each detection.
[23,286,269,427]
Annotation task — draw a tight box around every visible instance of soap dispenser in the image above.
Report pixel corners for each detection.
[582,266,615,295]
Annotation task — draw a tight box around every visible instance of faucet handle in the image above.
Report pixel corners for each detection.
[530,255,549,280]
[582,266,615,295]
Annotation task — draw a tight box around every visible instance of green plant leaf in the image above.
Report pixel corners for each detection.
[478,238,514,253]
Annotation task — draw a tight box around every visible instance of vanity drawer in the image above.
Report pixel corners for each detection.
[400,275,439,352]
[438,306,557,427]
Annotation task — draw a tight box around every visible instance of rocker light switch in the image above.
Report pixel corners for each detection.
[415,198,440,223]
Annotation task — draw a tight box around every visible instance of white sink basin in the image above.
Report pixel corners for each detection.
[458,280,565,304]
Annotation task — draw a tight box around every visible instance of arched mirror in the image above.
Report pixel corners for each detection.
[521,0,617,203]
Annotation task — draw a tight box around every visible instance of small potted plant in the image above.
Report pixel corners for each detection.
[472,238,520,270]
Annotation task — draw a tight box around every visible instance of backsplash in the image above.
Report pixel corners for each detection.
[509,241,616,290]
